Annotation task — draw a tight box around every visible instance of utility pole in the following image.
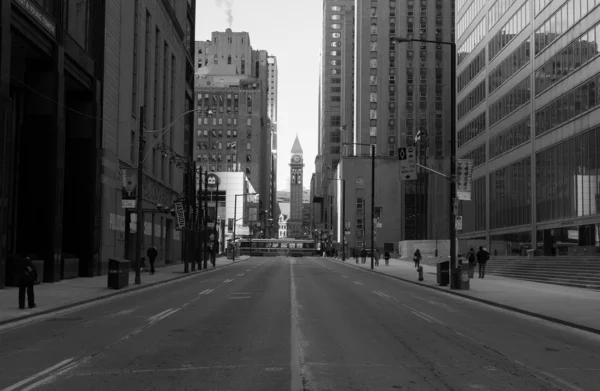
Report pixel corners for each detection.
[371,144,375,270]
[203,170,209,269]
[190,159,196,271]
[197,165,203,269]
[134,106,145,285]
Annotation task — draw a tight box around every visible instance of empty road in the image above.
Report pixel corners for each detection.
[1,256,599,391]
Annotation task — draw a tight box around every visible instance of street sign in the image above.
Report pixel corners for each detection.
[174,202,186,229]
[406,147,416,162]
[456,159,474,201]
[455,215,463,230]
[206,173,221,189]
[400,161,417,180]
[398,147,407,161]
[121,168,137,209]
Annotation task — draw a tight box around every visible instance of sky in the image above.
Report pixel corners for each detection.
[195,0,322,190]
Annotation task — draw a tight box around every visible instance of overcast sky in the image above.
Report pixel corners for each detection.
[195,0,322,190]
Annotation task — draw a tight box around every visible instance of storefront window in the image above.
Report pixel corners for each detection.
[490,231,532,257]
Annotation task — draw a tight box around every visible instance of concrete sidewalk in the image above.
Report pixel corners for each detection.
[0,255,250,326]
[330,256,600,335]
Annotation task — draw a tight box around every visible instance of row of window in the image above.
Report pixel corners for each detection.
[460,143,486,167]
[488,0,517,29]
[197,142,250,151]
[196,154,241,162]
[457,0,486,38]
[535,74,600,137]
[535,22,600,95]
[488,1,530,61]
[489,157,532,229]
[489,115,531,159]
[535,0,600,55]
[458,80,486,120]
[196,117,252,126]
[196,129,240,138]
[536,126,600,222]
[458,112,486,147]
[534,0,552,14]
[458,18,486,65]
[489,77,530,126]
[459,177,486,233]
[489,39,530,94]
[458,49,485,93]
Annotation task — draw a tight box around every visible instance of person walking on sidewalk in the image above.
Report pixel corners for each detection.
[384,251,390,266]
[467,247,477,278]
[476,246,490,278]
[18,256,37,310]
[360,248,367,264]
[352,248,358,264]
[146,245,158,275]
[374,249,380,266]
[413,249,422,268]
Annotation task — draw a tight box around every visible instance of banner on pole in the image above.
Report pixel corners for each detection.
[174,202,186,229]
[456,159,474,201]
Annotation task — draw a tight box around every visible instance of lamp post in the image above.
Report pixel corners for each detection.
[342,143,376,270]
[233,193,258,263]
[391,36,457,288]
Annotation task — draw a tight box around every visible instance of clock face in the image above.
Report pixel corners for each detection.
[292,155,301,163]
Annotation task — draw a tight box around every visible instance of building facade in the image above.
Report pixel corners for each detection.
[101,0,195,271]
[0,0,107,288]
[194,30,276,235]
[335,0,455,254]
[315,0,355,236]
[456,0,600,257]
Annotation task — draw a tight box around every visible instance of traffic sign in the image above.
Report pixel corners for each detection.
[406,147,416,162]
[400,161,417,180]
[174,202,186,229]
[455,215,463,230]
[398,147,407,161]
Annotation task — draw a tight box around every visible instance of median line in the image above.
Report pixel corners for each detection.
[2,358,75,391]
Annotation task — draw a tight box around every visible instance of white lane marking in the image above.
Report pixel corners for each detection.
[228,296,251,300]
[341,275,348,278]
[21,359,83,391]
[148,309,173,323]
[237,273,245,276]
[353,281,364,285]
[1,358,74,391]
[537,370,588,391]
[411,311,433,323]
[376,291,390,298]
[290,258,310,391]
[105,307,139,318]
[246,269,252,272]
[199,289,214,295]
[223,279,234,283]
[149,308,180,324]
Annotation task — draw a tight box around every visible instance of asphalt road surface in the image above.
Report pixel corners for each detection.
[1,256,599,391]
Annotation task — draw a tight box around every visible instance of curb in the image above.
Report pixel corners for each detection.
[0,257,250,328]
[327,257,600,336]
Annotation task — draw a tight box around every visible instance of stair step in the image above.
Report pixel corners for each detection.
[502,275,600,291]
[489,272,600,284]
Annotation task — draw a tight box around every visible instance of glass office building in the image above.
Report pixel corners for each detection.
[457,0,600,256]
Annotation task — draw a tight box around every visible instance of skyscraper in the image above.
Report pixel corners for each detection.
[456,0,600,256]
[315,0,355,237]
[194,30,276,227]
[336,0,455,254]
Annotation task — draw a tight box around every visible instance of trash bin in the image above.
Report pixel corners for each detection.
[107,258,130,289]
[436,260,449,286]
[451,264,470,290]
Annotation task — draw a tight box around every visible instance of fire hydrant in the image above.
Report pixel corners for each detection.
[417,266,424,281]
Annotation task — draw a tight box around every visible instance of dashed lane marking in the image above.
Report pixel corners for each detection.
[1,358,75,391]
[199,289,214,295]
[223,279,234,283]
[237,273,245,276]
[342,275,348,278]
[353,281,364,285]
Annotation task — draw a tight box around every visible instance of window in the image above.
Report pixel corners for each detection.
[332,15,341,20]
[330,115,341,127]
[246,142,252,150]
[331,24,341,29]
[247,118,252,126]
[331,51,340,56]
[332,33,341,38]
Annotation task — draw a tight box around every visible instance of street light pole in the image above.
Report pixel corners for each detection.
[391,36,457,287]
[134,106,145,285]
[371,144,375,270]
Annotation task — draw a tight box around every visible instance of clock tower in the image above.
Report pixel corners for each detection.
[289,135,304,238]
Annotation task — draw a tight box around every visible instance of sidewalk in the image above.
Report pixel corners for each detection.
[331,256,600,335]
[0,256,249,326]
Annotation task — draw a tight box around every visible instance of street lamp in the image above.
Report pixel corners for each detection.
[324,177,346,262]
[391,36,457,288]
[343,142,376,270]
[232,193,258,263]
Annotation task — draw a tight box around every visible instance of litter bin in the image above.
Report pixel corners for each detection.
[108,258,130,289]
[436,260,449,286]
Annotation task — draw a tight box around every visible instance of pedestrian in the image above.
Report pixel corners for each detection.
[413,249,422,268]
[374,249,380,266]
[384,251,390,266]
[146,245,158,275]
[18,256,37,309]
[476,246,490,278]
[352,248,358,263]
[466,247,477,278]
[361,248,367,264]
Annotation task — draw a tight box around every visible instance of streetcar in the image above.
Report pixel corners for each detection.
[238,239,318,257]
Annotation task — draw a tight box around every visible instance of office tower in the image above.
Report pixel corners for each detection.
[456,0,600,256]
